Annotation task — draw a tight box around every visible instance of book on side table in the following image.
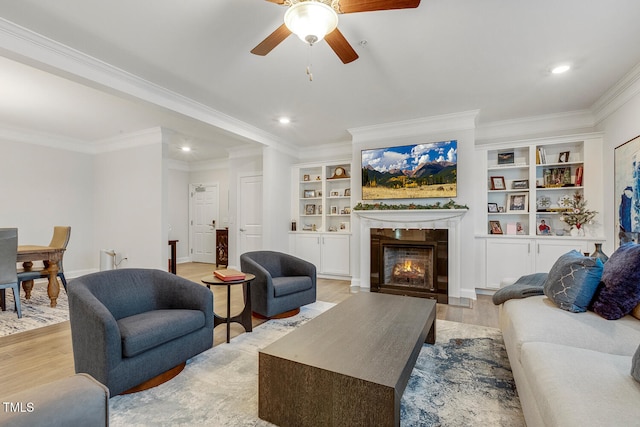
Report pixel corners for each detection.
[214,269,246,281]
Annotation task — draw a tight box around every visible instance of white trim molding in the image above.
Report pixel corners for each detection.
[0,17,292,151]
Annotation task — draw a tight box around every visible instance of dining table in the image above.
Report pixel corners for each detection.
[17,245,65,308]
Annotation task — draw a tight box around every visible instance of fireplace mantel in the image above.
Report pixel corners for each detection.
[353,209,467,226]
[353,209,467,298]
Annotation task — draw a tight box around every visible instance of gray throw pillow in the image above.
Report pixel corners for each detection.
[543,250,604,313]
[632,343,640,383]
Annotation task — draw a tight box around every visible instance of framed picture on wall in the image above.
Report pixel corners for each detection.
[615,134,640,247]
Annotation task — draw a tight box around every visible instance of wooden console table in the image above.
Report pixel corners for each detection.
[17,245,65,308]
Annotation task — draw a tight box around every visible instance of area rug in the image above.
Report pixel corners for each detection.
[0,282,69,337]
[110,301,524,427]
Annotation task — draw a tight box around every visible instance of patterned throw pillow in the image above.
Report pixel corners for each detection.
[592,243,640,320]
[543,250,604,313]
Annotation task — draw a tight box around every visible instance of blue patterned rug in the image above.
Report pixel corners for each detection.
[110,301,523,426]
[0,282,69,337]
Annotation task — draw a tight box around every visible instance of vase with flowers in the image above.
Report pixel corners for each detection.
[559,192,597,236]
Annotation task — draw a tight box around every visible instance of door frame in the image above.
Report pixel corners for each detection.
[189,182,219,263]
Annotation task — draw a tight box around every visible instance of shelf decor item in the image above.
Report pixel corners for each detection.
[498,151,515,165]
[490,176,506,190]
[489,220,503,234]
[506,192,528,213]
[590,243,609,263]
[559,192,597,236]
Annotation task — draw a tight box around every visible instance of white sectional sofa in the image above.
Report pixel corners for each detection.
[500,295,640,426]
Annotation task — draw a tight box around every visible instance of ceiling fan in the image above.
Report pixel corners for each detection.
[251,0,421,64]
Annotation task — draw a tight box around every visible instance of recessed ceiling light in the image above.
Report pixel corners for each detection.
[551,64,571,74]
[181,146,191,152]
[279,117,291,124]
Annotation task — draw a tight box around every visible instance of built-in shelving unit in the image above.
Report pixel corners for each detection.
[475,133,604,289]
[290,161,352,278]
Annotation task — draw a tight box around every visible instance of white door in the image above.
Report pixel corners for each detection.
[238,175,263,255]
[190,184,219,263]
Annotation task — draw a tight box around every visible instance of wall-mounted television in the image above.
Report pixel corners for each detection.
[361,140,457,200]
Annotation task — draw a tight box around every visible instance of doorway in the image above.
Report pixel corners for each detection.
[189,183,219,264]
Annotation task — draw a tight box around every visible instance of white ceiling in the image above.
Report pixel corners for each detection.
[1,0,640,161]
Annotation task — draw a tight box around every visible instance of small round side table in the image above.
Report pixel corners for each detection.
[201,273,255,343]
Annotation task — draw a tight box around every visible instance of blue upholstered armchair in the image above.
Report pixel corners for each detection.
[68,268,213,396]
[240,251,316,318]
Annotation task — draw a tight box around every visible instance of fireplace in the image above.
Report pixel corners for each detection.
[370,228,448,303]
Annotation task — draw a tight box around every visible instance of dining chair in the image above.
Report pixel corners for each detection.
[18,226,71,292]
[44,226,71,290]
[0,228,22,318]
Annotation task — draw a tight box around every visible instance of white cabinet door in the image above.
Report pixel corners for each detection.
[534,240,589,273]
[485,239,533,289]
[293,234,321,269]
[320,234,350,275]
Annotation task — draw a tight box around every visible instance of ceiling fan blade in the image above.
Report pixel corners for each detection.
[339,0,420,14]
[251,24,292,56]
[325,28,359,64]
[264,0,286,3]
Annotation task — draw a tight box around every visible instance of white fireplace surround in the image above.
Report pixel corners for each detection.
[354,209,468,298]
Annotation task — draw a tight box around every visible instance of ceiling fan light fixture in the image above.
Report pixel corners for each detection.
[284,1,338,45]
[551,64,571,74]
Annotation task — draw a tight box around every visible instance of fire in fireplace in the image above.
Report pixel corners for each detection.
[370,229,448,303]
[392,260,427,285]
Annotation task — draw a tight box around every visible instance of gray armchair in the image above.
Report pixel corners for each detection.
[68,268,213,396]
[240,251,316,318]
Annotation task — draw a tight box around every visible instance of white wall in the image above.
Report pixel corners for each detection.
[0,137,95,276]
[597,89,640,255]
[262,146,295,252]
[168,165,190,262]
[93,129,166,269]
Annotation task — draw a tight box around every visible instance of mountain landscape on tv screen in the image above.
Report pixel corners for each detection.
[361,140,457,200]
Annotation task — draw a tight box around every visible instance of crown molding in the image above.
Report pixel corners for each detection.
[591,61,640,125]
[476,110,596,144]
[296,140,352,161]
[348,110,479,143]
[167,159,190,172]
[188,158,229,172]
[92,127,164,153]
[0,123,91,152]
[0,17,291,151]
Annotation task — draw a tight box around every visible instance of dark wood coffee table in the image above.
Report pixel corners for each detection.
[201,273,255,343]
[258,292,436,427]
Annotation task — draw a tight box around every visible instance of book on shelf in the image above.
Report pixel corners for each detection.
[214,269,246,281]
[537,147,547,164]
[575,166,583,186]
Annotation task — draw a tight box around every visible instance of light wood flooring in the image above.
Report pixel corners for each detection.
[0,263,498,396]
